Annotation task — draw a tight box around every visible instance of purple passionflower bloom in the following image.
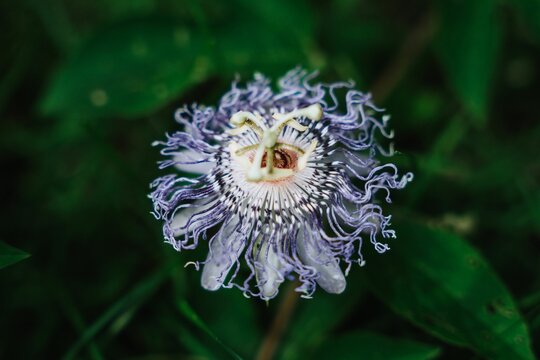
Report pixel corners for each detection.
[150,68,412,300]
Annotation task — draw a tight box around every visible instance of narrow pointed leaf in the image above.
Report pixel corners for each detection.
[63,268,169,360]
[0,241,30,270]
[177,300,244,360]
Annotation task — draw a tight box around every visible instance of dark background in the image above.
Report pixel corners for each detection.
[1,0,539,359]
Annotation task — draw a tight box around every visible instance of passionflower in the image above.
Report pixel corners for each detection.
[150,68,412,300]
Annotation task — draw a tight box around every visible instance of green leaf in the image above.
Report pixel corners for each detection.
[63,267,169,360]
[279,277,364,359]
[41,18,212,119]
[219,24,305,75]
[195,290,261,357]
[217,21,307,75]
[0,241,30,270]
[229,0,314,41]
[175,322,217,358]
[362,221,535,360]
[317,331,441,360]
[177,300,244,360]
[435,0,501,124]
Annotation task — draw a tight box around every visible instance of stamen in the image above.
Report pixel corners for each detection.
[228,111,266,137]
[228,104,324,182]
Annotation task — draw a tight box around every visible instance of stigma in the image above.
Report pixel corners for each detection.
[227,104,323,183]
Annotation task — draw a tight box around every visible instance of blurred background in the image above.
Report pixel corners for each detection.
[1,0,539,359]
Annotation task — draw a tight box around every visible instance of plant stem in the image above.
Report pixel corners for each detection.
[255,282,300,360]
[371,11,436,103]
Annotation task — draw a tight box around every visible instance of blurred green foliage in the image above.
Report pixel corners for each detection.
[1,0,539,359]
[0,241,30,270]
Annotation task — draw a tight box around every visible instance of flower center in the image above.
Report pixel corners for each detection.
[227,104,323,182]
[259,148,297,169]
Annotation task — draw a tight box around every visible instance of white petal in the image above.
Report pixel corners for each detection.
[171,201,214,237]
[255,240,285,300]
[174,149,214,174]
[296,228,346,294]
[201,218,244,291]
